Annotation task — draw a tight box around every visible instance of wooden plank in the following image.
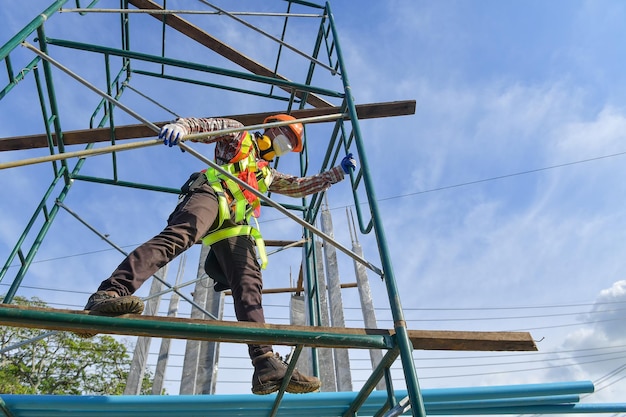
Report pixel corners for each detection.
[0,100,415,152]
[0,304,536,352]
[263,239,304,247]
[127,0,333,109]
[224,282,357,296]
[407,329,538,352]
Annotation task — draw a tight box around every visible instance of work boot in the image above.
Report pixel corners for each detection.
[75,291,144,338]
[84,291,144,315]
[251,352,321,395]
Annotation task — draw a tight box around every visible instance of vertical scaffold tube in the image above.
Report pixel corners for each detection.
[325,3,426,417]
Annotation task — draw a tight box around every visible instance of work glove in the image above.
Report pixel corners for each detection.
[341,153,357,174]
[159,123,189,147]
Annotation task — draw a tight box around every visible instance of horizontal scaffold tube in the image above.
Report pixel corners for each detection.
[0,112,344,170]
[0,304,393,349]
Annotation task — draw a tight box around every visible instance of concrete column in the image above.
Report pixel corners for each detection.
[151,270,182,395]
[124,266,167,395]
[352,240,386,390]
[320,205,352,391]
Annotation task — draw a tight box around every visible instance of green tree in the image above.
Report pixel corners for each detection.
[0,296,156,395]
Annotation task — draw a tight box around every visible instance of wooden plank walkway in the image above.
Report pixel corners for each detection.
[0,304,536,351]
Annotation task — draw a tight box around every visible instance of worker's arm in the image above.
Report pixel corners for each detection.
[268,154,356,198]
[159,117,244,146]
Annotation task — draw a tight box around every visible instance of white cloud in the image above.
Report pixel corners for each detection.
[565,281,626,348]
[540,280,626,402]
[556,105,626,158]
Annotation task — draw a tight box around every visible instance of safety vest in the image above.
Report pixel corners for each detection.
[201,132,271,268]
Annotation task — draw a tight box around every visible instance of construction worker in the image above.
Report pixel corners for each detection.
[81,114,357,395]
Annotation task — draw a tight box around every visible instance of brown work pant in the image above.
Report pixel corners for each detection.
[96,180,272,359]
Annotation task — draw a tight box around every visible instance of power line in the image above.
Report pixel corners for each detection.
[378,149,626,200]
[352,307,626,322]
[357,300,626,311]
[401,354,626,380]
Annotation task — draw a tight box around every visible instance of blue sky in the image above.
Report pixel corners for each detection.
[2,0,626,406]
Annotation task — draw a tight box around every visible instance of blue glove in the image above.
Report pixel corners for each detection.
[159,123,188,147]
[341,153,357,174]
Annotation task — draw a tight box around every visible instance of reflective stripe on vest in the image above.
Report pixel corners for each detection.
[201,224,268,269]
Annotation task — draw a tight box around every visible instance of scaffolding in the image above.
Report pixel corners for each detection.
[0,1,625,416]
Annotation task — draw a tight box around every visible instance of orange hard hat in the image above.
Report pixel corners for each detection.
[263,114,303,152]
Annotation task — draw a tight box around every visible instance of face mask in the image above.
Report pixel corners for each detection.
[272,134,293,156]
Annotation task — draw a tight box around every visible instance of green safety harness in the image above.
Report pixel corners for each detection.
[201,132,271,268]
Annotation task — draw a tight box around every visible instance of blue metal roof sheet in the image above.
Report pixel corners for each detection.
[2,381,625,417]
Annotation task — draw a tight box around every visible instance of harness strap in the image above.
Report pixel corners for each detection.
[201,224,268,269]
[205,169,231,230]
[204,151,271,224]
[222,173,249,223]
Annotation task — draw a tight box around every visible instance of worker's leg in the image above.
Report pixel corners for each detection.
[85,183,219,314]
[212,233,321,395]
[211,233,270,358]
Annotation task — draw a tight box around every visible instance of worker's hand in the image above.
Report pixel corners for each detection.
[159,123,188,147]
[341,153,357,174]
